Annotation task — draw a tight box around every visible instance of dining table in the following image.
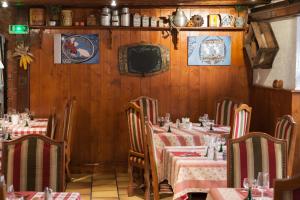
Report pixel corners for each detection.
[7,191,81,200]
[0,118,48,139]
[152,123,229,181]
[206,188,273,200]
[161,146,227,200]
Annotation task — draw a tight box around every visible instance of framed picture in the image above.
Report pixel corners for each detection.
[188,36,231,66]
[54,34,99,64]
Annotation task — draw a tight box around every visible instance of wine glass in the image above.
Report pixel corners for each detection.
[257,172,269,199]
[7,184,16,200]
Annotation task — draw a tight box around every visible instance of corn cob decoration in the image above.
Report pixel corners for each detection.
[13,43,34,70]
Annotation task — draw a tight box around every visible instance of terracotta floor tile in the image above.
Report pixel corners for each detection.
[92,190,119,198]
[93,185,118,191]
[93,179,117,186]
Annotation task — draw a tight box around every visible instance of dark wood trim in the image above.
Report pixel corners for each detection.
[29,26,246,31]
[9,0,271,7]
[252,84,293,92]
[250,1,300,21]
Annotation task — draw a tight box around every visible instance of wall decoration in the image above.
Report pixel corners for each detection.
[54,34,99,64]
[188,36,231,66]
[118,43,169,76]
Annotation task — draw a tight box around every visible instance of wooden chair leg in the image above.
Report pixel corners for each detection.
[128,161,135,196]
[65,147,72,182]
[144,167,151,200]
[152,181,160,200]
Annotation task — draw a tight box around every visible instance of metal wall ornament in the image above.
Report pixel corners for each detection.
[118,43,170,76]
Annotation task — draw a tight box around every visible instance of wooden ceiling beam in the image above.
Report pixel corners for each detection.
[250,1,300,21]
[7,0,271,7]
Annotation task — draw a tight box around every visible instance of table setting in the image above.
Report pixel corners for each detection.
[0,110,48,140]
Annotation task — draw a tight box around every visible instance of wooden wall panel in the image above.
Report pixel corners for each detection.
[29,8,249,168]
[250,85,292,135]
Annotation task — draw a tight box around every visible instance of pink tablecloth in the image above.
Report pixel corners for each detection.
[206,188,273,200]
[153,124,229,182]
[9,191,80,200]
[162,147,227,200]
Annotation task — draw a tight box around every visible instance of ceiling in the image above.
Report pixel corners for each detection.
[7,0,271,7]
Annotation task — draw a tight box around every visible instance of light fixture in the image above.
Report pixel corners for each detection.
[111,0,116,7]
[2,1,8,8]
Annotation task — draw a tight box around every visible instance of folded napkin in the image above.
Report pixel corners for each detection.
[30,125,46,128]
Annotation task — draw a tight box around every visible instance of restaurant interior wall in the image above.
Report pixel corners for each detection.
[6,7,250,170]
[253,17,297,90]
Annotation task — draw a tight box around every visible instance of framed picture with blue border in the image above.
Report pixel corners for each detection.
[188,36,231,66]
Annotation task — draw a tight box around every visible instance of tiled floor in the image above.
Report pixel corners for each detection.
[66,171,173,200]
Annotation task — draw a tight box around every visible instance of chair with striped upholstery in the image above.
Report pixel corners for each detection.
[126,102,150,200]
[2,134,65,192]
[215,98,239,126]
[131,96,159,125]
[274,174,300,200]
[274,115,296,176]
[230,104,252,139]
[227,132,287,188]
[145,121,173,200]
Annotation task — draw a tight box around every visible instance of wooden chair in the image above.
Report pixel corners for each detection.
[274,174,300,200]
[227,132,287,188]
[62,97,77,182]
[131,96,159,125]
[46,113,57,140]
[215,98,239,126]
[145,121,173,200]
[274,115,296,176]
[2,134,65,191]
[230,104,252,139]
[126,102,150,200]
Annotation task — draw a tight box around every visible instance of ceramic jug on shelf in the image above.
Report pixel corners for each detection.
[170,8,188,27]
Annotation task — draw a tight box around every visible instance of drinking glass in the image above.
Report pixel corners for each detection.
[257,172,269,199]
[243,178,249,190]
[165,113,170,123]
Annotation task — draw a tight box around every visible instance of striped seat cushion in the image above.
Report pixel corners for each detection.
[134,97,159,125]
[129,155,145,166]
[232,110,249,139]
[3,137,63,191]
[215,99,238,126]
[126,107,144,154]
[228,136,286,188]
[275,118,293,153]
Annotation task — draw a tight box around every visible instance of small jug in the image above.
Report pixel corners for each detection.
[170,8,188,27]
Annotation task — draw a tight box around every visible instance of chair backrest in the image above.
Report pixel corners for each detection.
[2,134,65,192]
[126,102,146,154]
[274,175,300,200]
[230,104,252,139]
[61,98,77,143]
[227,132,287,188]
[274,115,296,154]
[46,113,57,140]
[131,96,159,125]
[215,98,239,126]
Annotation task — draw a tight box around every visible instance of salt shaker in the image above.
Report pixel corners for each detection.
[44,187,53,200]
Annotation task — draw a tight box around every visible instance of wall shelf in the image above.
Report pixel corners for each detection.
[29,25,245,49]
[29,25,245,31]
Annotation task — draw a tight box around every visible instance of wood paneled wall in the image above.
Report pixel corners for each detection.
[29,8,249,169]
[250,85,292,135]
